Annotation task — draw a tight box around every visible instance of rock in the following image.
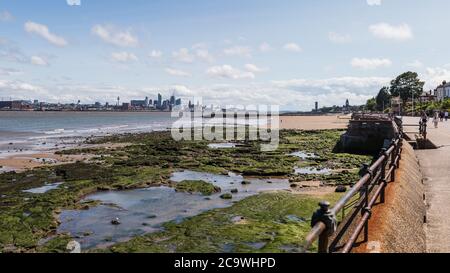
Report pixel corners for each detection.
[147,215,157,219]
[241,181,251,185]
[220,193,233,200]
[335,185,347,193]
[230,189,239,194]
[111,218,121,225]
[290,184,298,188]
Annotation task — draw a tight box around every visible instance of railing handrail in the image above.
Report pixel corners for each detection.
[302,124,404,253]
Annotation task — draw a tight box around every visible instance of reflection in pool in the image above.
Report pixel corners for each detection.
[207,143,237,149]
[294,167,332,175]
[57,171,290,249]
[23,182,64,194]
[289,151,318,160]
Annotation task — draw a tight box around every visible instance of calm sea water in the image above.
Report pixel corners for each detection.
[0,111,174,157]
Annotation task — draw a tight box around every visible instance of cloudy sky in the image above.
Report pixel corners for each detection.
[1,0,450,110]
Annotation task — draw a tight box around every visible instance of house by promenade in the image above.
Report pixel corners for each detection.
[419,90,437,104]
[435,81,450,101]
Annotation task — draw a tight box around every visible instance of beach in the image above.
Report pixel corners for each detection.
[0,113,351,172]
[280,114,351,130]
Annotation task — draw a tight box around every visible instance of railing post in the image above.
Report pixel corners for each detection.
[311,201,337,253]
[359,163,371,243]
[379,148,387,204]
[390,140,397,182]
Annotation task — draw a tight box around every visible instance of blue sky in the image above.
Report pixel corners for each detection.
[1,0,450,110]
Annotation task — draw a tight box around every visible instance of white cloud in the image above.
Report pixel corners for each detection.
[407,60,423,69]
[0,67,22,76]
[351,58,392,70]
[283,43,302,52]
[367,0,382,6]
[259,42,272,53]
[206,65,255,80]
[149,50,163,59]
[423,66,450,89]
[369,23,413,41]
[0,76,391,111]
[111,52,138,63]
[195,48,214,63]
[66,0,81,6]
[0,11,13,22]
[172,48,195,63]
[328,32,352,44]
[223,46,252,57]
[91,24,138,47]
[245,64,268,73]
[165,68,191,77]
[24,21,68,47]
[31,56,49,66]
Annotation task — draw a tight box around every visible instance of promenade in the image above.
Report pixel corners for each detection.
[404,116,450,252]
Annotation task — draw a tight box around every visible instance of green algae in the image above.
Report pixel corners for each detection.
[175,180,221,196]
[104,192,343,253]
[0,129,372,253]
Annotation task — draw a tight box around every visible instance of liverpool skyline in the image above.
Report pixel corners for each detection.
[1,0,450,110]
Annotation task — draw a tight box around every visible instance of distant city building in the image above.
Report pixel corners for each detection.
[157,94,162,108]
[121,103,131,111]
[131,96,150,108]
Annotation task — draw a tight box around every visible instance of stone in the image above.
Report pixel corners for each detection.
[220,193,233,200]
[230,189,238,194]
[241,181,251,185]
[111,218,121,225]
[335,185,347,193]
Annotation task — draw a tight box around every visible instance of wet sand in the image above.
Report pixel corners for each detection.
[0,153,87,172]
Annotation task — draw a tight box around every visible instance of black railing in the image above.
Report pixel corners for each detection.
[303,134,403,253]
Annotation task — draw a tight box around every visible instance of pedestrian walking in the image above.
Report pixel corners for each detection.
[445,111,449,122]
[433,112,439,128]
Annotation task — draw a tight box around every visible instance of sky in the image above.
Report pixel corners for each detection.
[1,0,450,111]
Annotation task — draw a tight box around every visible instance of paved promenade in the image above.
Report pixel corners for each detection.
[404,117,450,253]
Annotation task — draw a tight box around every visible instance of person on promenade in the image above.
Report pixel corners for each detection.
[421,111,428,124]
[439,111,444,122]
[433,112,439,129]
[445,111,449,122]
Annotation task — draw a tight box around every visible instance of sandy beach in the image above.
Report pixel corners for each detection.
[279,114,351,130]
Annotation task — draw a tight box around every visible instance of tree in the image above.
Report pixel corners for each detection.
[375,86,391,111]
[366,98,377,111]
[389,72,425,103]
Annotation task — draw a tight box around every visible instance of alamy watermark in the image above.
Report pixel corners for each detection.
[171,102,280,151]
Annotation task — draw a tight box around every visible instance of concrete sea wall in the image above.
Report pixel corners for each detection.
[354,142,426,253]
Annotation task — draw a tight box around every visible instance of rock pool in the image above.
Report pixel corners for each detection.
[57,171,290,249]
[23,182,64,194]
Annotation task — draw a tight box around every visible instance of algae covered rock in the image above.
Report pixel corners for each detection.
[175,180,221,196]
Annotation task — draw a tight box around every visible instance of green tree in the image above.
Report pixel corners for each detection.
[389,71,425,103]
[366,98,377,111]
[375,86,391,111]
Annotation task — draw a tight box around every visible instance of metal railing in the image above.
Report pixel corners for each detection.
[303,134,403,253]
[402,119,427,140]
